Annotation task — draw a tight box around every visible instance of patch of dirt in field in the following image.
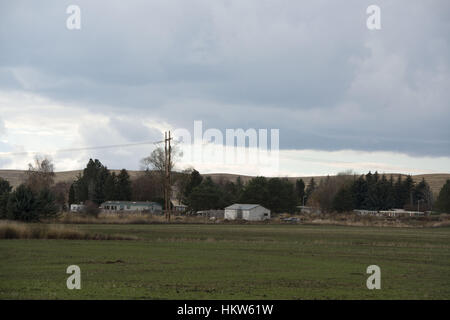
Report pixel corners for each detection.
[83,259,126,264]
[105,259,125,264]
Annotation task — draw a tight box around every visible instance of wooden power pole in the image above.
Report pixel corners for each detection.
[164,131,172,222]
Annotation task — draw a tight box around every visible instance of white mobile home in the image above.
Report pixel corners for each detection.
[100,201,162,214]
[224,204,270,221]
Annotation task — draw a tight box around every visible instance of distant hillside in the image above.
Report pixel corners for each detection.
[205,173,450,195]
[0,170,146,189]
[0,169,449,195]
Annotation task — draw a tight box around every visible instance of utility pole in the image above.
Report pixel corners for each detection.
[164,131,172,222]
[168,131,172,222]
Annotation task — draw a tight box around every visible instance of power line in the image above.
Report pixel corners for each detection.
[0,140,165,157]
[0,138,427,173]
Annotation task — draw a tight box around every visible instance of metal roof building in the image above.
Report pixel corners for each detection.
[224,204,270,221]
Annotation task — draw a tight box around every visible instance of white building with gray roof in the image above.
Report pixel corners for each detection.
[224,204,270,221]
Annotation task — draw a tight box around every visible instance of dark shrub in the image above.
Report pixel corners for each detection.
[6,185,40,222]
[83,200,100,217]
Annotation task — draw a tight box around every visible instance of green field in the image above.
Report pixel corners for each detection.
[0,224,449,299]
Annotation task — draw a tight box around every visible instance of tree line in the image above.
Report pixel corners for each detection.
[1,154,450,222]
[178,170,450,214]
[308,172,435,213]
[69,159,133,206]
[179,170,300,213]
[0,157,60,221]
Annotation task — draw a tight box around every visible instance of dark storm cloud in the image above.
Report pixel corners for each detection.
[0,0,449,156]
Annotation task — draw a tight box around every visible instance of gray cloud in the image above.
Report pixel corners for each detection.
[108,117,162,143]
[65,115,164,170]
[0,118,5,136]
[0,117,13,165]
[0,0,449,157]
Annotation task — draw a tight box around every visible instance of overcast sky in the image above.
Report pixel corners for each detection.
[0,0,449,176]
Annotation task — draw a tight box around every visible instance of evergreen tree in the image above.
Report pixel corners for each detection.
[116,169,132,201]
[296,179,306,205]
[95,165,110,204]
[0,178,12,195]
[74,159,110,205]
[183,169,203,205]
[0,193,9,219]
[333,185,355,212]
[73,174,87,204]
[305,178,316,204]
[68,184,76,206]
[221,181,238,206]
[386,175,396,209]
[403,175,415,209]
[364,174,392,210]
[394,175,403,208]
[365,171,373,186]
[413,178,433,211]
[0,178,12,218]
[435,180,450,213]
[6,184,39,222]
[240,176,269,207]
[373,171,380,183]
[104,172,118,201]
[188,177,223,212]
[35,188,58,218]
[376,175,391,210]
[235,177,244,200]
[364,171,377,209]
[266,178,297,213]
[351,175,368,209]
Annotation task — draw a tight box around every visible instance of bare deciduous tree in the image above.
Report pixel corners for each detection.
[25,155,55,193]
[140,144,183,209]
[140,144,181,173]
[50,181,71,211]
[307,171,356,212]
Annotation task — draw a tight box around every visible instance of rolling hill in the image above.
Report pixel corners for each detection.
[0,169,449,195]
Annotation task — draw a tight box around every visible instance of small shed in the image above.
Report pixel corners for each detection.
[70,204,85,212]
[224,204,270,221]
[171,199,188,212]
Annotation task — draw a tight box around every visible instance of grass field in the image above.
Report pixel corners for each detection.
[0,224,449,299]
